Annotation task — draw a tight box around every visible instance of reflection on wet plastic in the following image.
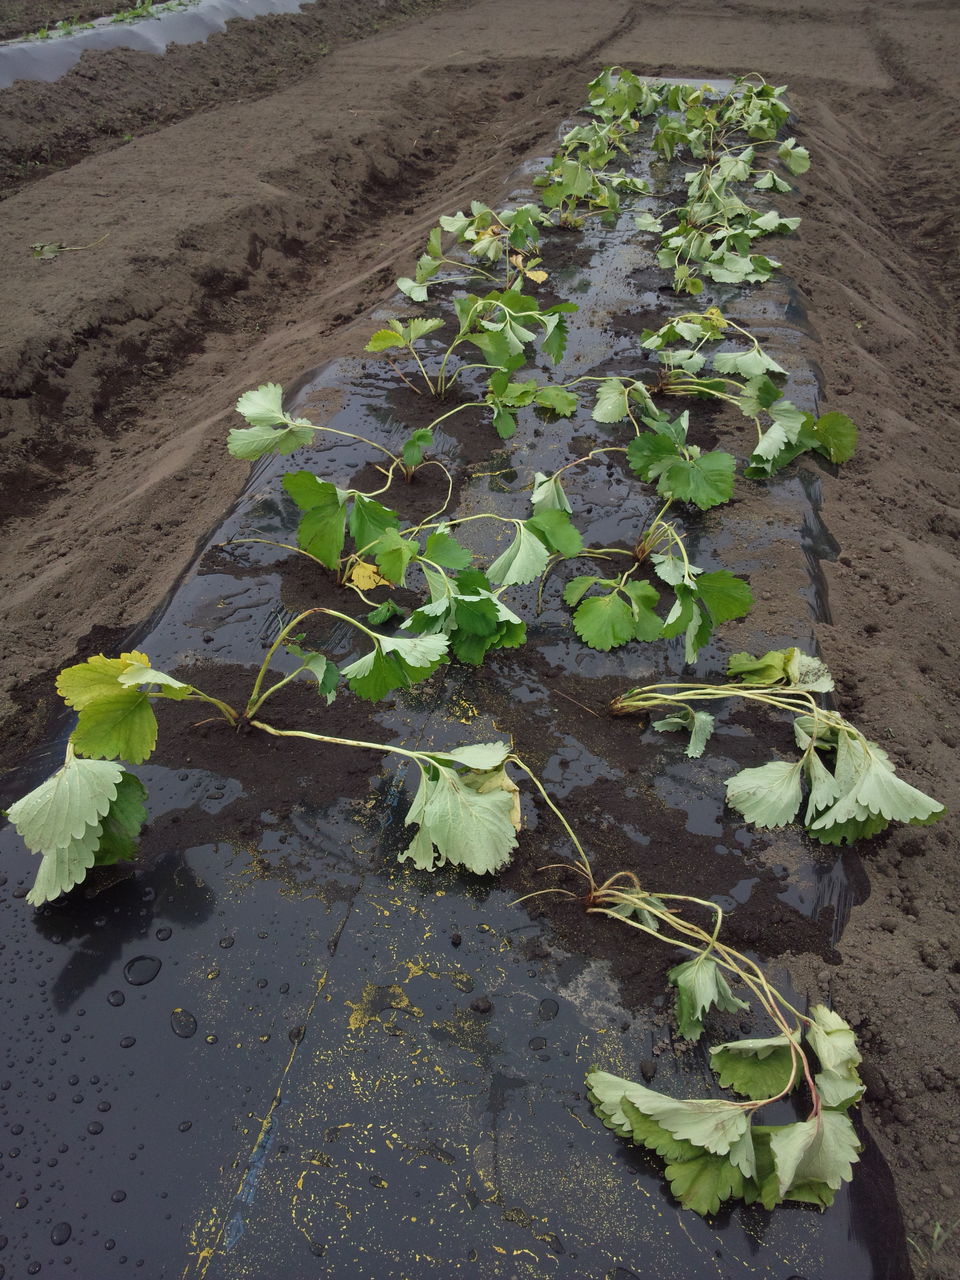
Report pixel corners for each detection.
[0,0,311,89]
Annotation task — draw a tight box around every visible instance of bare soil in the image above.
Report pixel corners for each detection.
[1,0,958,1270]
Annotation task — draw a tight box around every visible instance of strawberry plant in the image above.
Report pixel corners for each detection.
[637,309,858,474]
[538,412,752,658]
[396,202,552,303]
[5,634,535,905]
[610,647,945,843]
[364,289,577,412]
[629,77,811,295]
[510,786,864,1215]
[587,884,864,1214]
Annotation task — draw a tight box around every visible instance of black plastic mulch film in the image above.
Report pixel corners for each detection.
[0,81,910,1278]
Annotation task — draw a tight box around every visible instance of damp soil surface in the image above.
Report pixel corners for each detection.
[1,0,960,1271]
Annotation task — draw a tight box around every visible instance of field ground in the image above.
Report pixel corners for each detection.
[0,0,958,1270]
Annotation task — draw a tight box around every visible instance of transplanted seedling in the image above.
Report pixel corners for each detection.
[3,631,536,904]
[533,411,752,660]
[636,309,857,475]
[508,799,865,1214]
[31,232,109,261]
[610,647,945,843]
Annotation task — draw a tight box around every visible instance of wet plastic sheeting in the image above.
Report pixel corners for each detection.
[0,0,311,89]
[0,100,909,1277]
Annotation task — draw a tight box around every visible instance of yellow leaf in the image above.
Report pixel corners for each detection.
[524,268,548,283]
[348,561,390,590]
[119,650,152,672]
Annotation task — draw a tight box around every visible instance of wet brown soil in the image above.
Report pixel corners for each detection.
[1,0,959,1270]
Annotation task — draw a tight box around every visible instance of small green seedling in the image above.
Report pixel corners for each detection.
[31,233,109,261]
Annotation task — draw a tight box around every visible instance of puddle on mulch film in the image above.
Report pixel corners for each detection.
[0,95,910,1277]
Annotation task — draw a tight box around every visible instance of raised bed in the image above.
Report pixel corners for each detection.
[0,72,927,1277]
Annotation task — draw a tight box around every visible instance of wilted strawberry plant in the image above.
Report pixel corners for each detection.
[637,309,858,474]
[4,634,535,904]
[611,647,945,843]
[512,785,865,1214]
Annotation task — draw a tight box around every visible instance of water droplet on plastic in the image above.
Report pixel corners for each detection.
[50,1222,71,1246]
[170,1009,197,1039]
[288,1026,304,1045]
[123,957,161,987]
[119,1036,136,1049]
[529,1036,547,1050]
[87,1122,103,1135]
[538,998,559,1021]
[27,1263,40,1276]
[107,991,125,1007]
[219,936,234,949]
[111,1190,126,1203]
[178,1121,192,1133]
[205,1034,218,1045]
[155,927,172,942]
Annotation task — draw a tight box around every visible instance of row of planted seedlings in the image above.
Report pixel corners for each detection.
[6,69,944,1217]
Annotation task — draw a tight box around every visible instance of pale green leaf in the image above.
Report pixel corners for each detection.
[430,742,512,771]
[7,754,123,853]
[530,471,572,515]
[726,760,804,828]
[713,348,786,379]
[400,762,519,874]
[652,708,716,758]
[116,656,189,697]
[592,378,631,423]
[379,632,449,670]
[397,277,428,302]
[778,137,810,175]
[803,749,842,826]
[785,649,835,691]
[486,522,551,587]
[235,382,285,427]
[650,552,702,588]
[227,422,313,460]
[26,824,102,907]
[806,1005,864,1108]
[668,954,749,1041]
[665,1150,747,1215]
[769,1111,860,1196]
